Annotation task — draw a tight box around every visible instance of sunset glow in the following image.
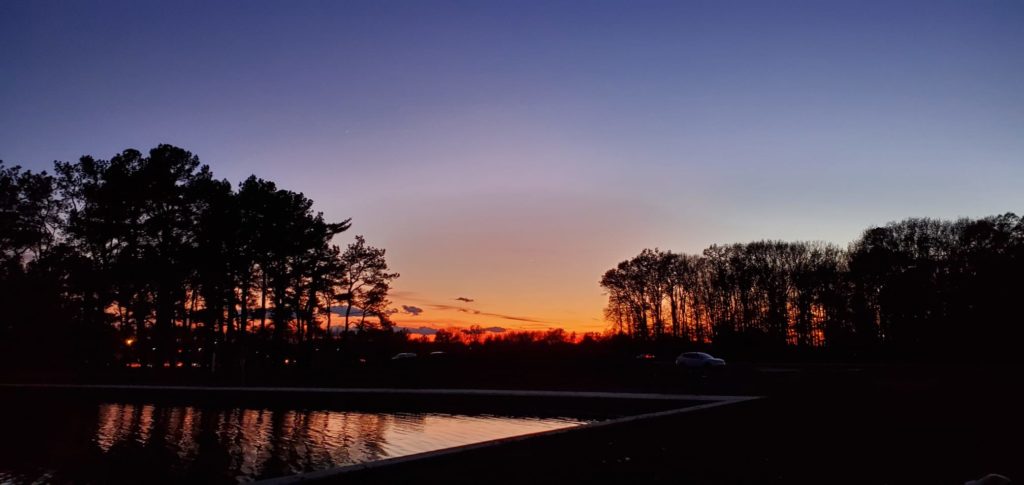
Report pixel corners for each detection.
[3,2,1024,484]
[3,1,1022,334]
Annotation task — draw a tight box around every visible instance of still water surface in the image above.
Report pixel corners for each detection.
[0,401,588,484]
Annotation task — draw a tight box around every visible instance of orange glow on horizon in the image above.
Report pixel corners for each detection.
[384,287,609,335]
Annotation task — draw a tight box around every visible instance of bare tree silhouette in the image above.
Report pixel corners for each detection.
[602,216,1024,359]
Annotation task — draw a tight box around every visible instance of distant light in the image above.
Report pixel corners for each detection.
[124,338,135,346]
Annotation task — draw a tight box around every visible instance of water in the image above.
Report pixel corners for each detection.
[0,401,588,484]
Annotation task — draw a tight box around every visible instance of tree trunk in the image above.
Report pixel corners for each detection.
[343,302,352,337]
[325,292,332,340]
[260,273,267,331]
[240,281,249,335]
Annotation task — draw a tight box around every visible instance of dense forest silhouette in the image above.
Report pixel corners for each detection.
[3,145,1022,373]
[1,145,401,372]
[602,215,1024,359]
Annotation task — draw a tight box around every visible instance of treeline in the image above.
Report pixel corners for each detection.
[601,214,1024,358]
[431,326,592,348]
[1,145,398,371]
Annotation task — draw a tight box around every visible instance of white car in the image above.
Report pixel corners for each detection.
[675,352,726,368]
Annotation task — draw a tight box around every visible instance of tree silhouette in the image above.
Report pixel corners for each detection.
[336,235,400,335]
[601,214,1024,359]
[0,145,402,372]
[3,145,1023,370]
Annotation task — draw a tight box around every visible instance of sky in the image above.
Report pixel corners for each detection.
[2,1,1022,333]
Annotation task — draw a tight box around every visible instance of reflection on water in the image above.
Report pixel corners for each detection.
[0,401,586,484]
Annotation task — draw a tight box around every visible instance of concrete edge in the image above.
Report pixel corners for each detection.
[0,383,752,402]
[253,395,761,485]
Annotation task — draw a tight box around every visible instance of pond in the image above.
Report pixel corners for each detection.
[0,399,589,484]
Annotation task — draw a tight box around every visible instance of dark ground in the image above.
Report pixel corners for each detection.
[311,362,1023,485]
[4,360,1022,484]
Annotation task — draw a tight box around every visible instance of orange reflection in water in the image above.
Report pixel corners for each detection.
[88,403,585,482]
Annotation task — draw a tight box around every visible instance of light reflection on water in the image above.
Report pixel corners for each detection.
[1,402,587,484]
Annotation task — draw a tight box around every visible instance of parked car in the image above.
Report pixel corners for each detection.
[675,352,726,368]
[391,352,418,360]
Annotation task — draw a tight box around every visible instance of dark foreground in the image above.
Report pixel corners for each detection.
[318,364,1022,485]
[3,362,1022,484]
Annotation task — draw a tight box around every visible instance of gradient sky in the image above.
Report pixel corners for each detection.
[2,1,1022,332]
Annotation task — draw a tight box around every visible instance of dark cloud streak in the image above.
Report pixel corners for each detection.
[396,326,437,336]
[428,303,549,324]
[401,305,424,316]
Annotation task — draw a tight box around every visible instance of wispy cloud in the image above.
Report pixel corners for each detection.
[396,326,437,336]
[493,314,545,323]
[428,303,550,324]
[391,292,552,326]
[389,290,420,300]
[482,312,549,324]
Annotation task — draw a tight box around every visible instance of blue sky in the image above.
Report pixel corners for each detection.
[3,0,1022,330]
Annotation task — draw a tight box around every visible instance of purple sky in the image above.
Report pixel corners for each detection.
[3,1,1022,331]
